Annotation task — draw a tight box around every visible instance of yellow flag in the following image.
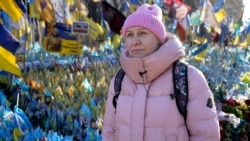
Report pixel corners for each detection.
[215,8,226,23]
[13,128,23,141]
[233,35,240,46]
[82,15,103,40]
[239,34,250,48]
[246,34,250,46]
[112,34,121,50]
[0,46,21,76]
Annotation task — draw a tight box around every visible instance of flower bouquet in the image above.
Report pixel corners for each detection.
[219,97,250,141]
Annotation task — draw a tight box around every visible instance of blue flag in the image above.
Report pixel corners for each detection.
[0,24,21,76]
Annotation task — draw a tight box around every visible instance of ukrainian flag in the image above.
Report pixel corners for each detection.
[0,0,24,22]
[15,0,27,13]
[200,0,219,33]
[130,0,140,5]
[213,0,226,23]
[191,38,209,61]
[0,24,21,76]
[129,1,139,13]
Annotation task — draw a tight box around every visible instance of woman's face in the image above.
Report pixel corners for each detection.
[124,27,160,58]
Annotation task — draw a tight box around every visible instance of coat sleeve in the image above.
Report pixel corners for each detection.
[102,77,116,141]
[186,66,220,141]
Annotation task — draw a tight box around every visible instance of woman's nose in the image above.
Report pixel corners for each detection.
[131,36,140,45]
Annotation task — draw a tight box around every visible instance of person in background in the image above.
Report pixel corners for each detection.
[162,0,190,42]
[163,0,190,18]
[102,3,220,141]
[45,25,62,52]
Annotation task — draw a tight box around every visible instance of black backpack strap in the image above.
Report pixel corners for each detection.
[112,69,125,109]
[172,60,189,131]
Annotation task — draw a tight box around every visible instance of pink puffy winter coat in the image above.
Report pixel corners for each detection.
[102,36,220,141]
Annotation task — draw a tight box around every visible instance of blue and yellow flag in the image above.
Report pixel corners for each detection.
[15,0,27,14]
[213,0,226,23]
[130,0,140,5]
[240,23,250,47]
[121,1,131,17]
[213,0,225,13]
[191,38,209,61]
[0,24,21,76]
[0,0,24,22]
[129,1,139,13]
[101,14,111,39]
[200,0,219,29]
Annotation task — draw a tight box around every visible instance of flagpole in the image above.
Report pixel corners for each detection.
[16,93,20,108]
[77,0,81,63]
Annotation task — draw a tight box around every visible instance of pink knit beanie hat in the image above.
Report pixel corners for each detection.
[122,4,167,44]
